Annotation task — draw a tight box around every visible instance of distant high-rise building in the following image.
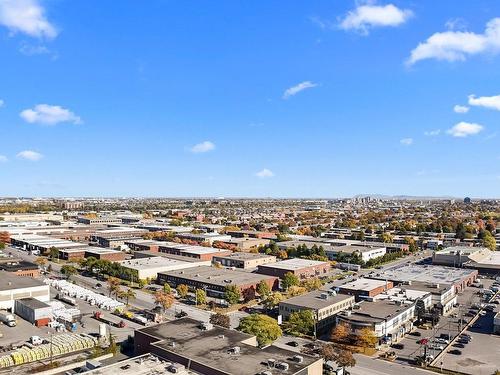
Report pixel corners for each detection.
[464,197,472,204]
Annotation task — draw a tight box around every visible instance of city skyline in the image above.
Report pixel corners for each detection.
[1,1,499,197]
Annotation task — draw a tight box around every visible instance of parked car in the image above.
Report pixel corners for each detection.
[287,341,299,347]
[409,331,422,337]
[435,338,449,344]
[448,349,462,355]
[430,344,444,350]
[391,343,405,349]
[439,333,451,340]
[453,343,465,348]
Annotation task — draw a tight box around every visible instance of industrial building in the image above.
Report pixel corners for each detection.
[212,252,277,269]
[214,237,271,251]
[0,273,50,311]
[10,234,88,254]
[77,216,122,225]
[58,246,126,261]
[176,232,231,245]
[119,257,210,281]
[433,246,500,274]
[279,290,355,334]
[257,258,330,280]
[134,318,323,375]
[14,297,51,326]
[157,242,232,261]
[157,265,278,299]
[125,239,165,252]
[338,278,394,301]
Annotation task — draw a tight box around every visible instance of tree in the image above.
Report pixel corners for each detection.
[154,290,175,312]
[282,272,299,290]
[48,247,59,260]
[224,284,241,305]
[285,310,315,337]
[35,257,47,269]
[378,233,394,243]
[124,288,136,306]
[330,323,350,344]
[356,328,378,351]
[107,277,121,298]
[195,289,207,305]
[176,284,189,299]
[482,232,497,251]
[322,344,356,372]
[256,280,271,299]
[287,285,307,297]
[163,283,171,294]
[210,312,230,328]
[60,265,77,280]
[263,292,284,310]
[238,314,282,347]
[301,277,322,292]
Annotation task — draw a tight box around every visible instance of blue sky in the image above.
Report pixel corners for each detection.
[0,0,499,198]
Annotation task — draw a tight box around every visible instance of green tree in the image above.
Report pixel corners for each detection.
[356,328,378,351]
[256,280,271,299]
[224,284,241,305]
[238,314,282,347]
[60,265,77,279]
[285,310,315,336]
[482,232,497,251]
[163,283,171,294]
[124,288,136,306]
[209,312,230,328]
[48,247,59,260]
[176,284,189,298]
[282,272,299,290]
[263,292,284,310]
[195,289,207,305]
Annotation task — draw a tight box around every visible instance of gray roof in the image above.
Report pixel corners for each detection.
[0,272,46,291]
[280,290,354,310]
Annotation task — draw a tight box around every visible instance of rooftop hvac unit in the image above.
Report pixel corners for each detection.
[320,292,329,300]
[267,358,276,367]
[292,355,304,363]
[228,346,240,354]
[200,322,213,331]
[276,362,289,371]
[260,372,273,375]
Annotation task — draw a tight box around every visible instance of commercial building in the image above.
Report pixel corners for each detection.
[77,216,122,225]
[158,242,232,261]
[257,258,330,280]
[158,266,278,299]
[125,239,165,252]
[14,297,51,326]
[325,245,386,262]
[10,234,88,254]
[226,229,276,239]
[90,227,148,248]
[212,252,277,269]
[370,264,477,294]
[119,257,210,281]
[134,318,323,375]
[337,298,416,345]
[176,232,232,245]
[214,237,271,251]
[279,290,355,334]
[338,278,394,301]
[0,258,40,277]
[0,273,50,311]
[433,247,500,275]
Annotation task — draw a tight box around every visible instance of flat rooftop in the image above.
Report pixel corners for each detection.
[159,242,230,255]
[0,272,46,291]
[340,298,415,324]
[159,265,276,286]
[280,290,354,310]
[371,264,476,285]
[137,318,319,375]
[258,258,329,271]
[84,354,198,375]
[332,245,386,254]
[339,278,389,291]
[119,257,196,271]
[212,252,276,261]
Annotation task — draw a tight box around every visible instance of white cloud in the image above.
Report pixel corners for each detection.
[453,105,469,113]
[339,3,413,34]
[447,122,483,137]
[468,94,500,111]
[424,129,441,136]
[407,18,500,65]
[20,104,82,125]
[283,81,318,99]
[0,0,57,39]
[0,155,7,162]
[400,138,413,146]
[189,141,215,153]
[17,150,43,161]
[256,168,275,178]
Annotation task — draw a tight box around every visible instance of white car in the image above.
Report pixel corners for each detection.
[430,344,444,350]
[435,338,449,344]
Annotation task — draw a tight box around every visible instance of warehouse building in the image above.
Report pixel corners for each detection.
[158,242,232,261]
[212,252,276,269]
[0,273,50,311]
[10,234,88,254]
[0,258,40,277]
[125,239,165,252]
[226,229,276,239]
[257,258,330,280]
[214,237,271,251]
[279,290,355,334]
[14,297,51,326]
[134,318,323,375]
[176,232,231,245]
[77,216,122,225]
[119,257,210,281]
[158,266,278,300]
